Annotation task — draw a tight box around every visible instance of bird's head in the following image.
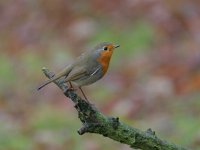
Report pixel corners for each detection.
[93,42,120,74]
[94,42,119,60]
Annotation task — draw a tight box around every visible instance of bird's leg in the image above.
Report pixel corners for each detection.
[69,81,73,89]
[79,87,89,102]
[67,81,76,91]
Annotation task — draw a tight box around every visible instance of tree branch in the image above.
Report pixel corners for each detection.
[41,67,188,150]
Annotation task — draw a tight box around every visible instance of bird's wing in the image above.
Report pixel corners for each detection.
[65,67,88,82]
[90,66,101,77]
[65,65,101,83]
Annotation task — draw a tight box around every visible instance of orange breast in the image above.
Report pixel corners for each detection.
[97,50,113,75]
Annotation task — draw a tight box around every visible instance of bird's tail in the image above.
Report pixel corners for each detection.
[37,65,72,90]
[37,79,54,90]
[37,74,63,90]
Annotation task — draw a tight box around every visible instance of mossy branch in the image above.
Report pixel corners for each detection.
[41,67,188,150]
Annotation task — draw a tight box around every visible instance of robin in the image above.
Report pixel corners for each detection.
[38,42,120,100]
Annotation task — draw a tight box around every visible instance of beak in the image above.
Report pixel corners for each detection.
[114,44,120,48]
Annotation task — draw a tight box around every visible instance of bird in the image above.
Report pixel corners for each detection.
[37,42,120,101]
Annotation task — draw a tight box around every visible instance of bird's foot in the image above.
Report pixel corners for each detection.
[67,87,77,92]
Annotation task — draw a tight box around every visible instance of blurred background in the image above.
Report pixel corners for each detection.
[0,0,200,149]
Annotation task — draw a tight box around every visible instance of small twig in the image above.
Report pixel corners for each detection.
[77,124,90,135]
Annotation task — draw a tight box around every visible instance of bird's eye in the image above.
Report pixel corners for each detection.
[103,46,108,51]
